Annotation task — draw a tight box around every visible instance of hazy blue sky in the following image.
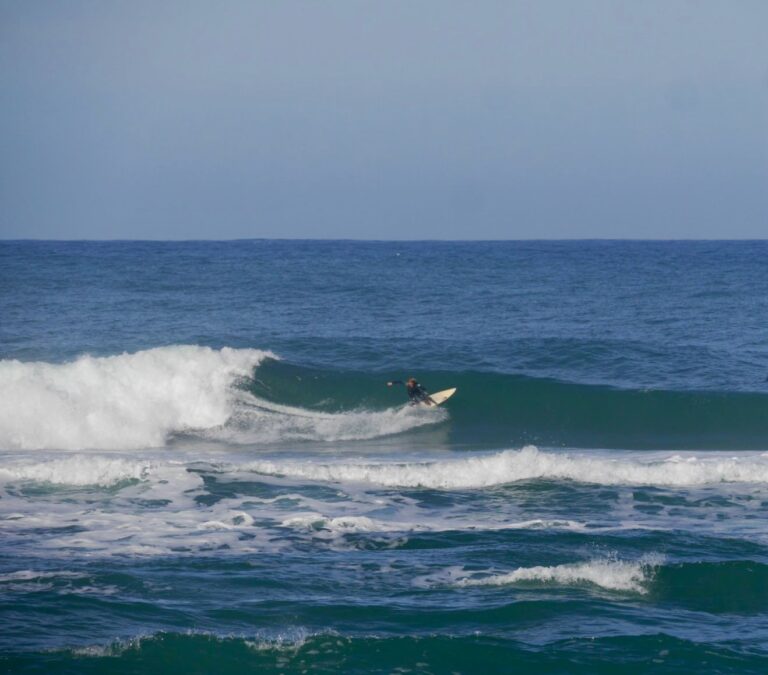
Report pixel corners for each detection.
[1,1,766,239]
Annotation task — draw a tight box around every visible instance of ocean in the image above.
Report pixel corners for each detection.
[1,240,768,673]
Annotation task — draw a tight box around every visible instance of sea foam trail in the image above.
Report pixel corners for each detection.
[209,395,446,444]
[247,446,768,488]
[0,346,272,450]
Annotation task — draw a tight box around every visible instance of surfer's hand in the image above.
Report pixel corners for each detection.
[386,382,393,387]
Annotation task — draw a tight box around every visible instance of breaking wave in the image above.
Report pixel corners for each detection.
[0,346,442,451]
[455,557,660,593]
[247,445,768,488]
[0,346,270,450]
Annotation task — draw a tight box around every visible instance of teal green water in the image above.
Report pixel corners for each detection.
[250,360,768,449]
[2,241,768,673]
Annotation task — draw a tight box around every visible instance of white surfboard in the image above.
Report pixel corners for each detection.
[420,387,457,407]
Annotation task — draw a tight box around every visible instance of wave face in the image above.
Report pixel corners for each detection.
[440,371,768,450]
[246,359,768,450]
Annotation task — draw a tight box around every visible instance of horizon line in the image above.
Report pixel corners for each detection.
[3,237,768,244]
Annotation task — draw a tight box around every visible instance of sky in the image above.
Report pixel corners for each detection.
[1,0,767,240]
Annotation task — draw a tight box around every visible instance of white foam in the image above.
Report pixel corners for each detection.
[246,446,768,488]
[0,456,150,486]
[0,455,222,558]
[281,513,402,533]
[1,452,579,558]
[280,512,585,536]
[0,346,273,451]
[206,394,446,444]
[456,557,660,593]
[4,446,767,560]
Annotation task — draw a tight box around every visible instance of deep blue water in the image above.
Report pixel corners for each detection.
[1,240,768,673]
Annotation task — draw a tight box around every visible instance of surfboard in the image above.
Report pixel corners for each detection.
[420,387,457,407]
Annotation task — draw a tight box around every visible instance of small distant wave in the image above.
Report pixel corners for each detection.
[455,556,661,594]
[246,446,768,488]
[455,557,768,608]
[41,629,330,661]
[0,570,86,583]
[7,630,762,672]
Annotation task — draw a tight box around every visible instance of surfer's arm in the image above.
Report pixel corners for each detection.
[386,380,405,387]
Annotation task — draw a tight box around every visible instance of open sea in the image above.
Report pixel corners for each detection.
[2,239,768,674]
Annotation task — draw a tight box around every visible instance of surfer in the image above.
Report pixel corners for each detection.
[386,377,435,405]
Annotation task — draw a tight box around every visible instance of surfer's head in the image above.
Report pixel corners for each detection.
[407,377,417,385]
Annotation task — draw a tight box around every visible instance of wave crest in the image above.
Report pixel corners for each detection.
[456,556,661,593]
[246,446,768,488]
[0,346,273,450]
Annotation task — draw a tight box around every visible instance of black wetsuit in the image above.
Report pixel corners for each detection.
[391,380,430,404]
